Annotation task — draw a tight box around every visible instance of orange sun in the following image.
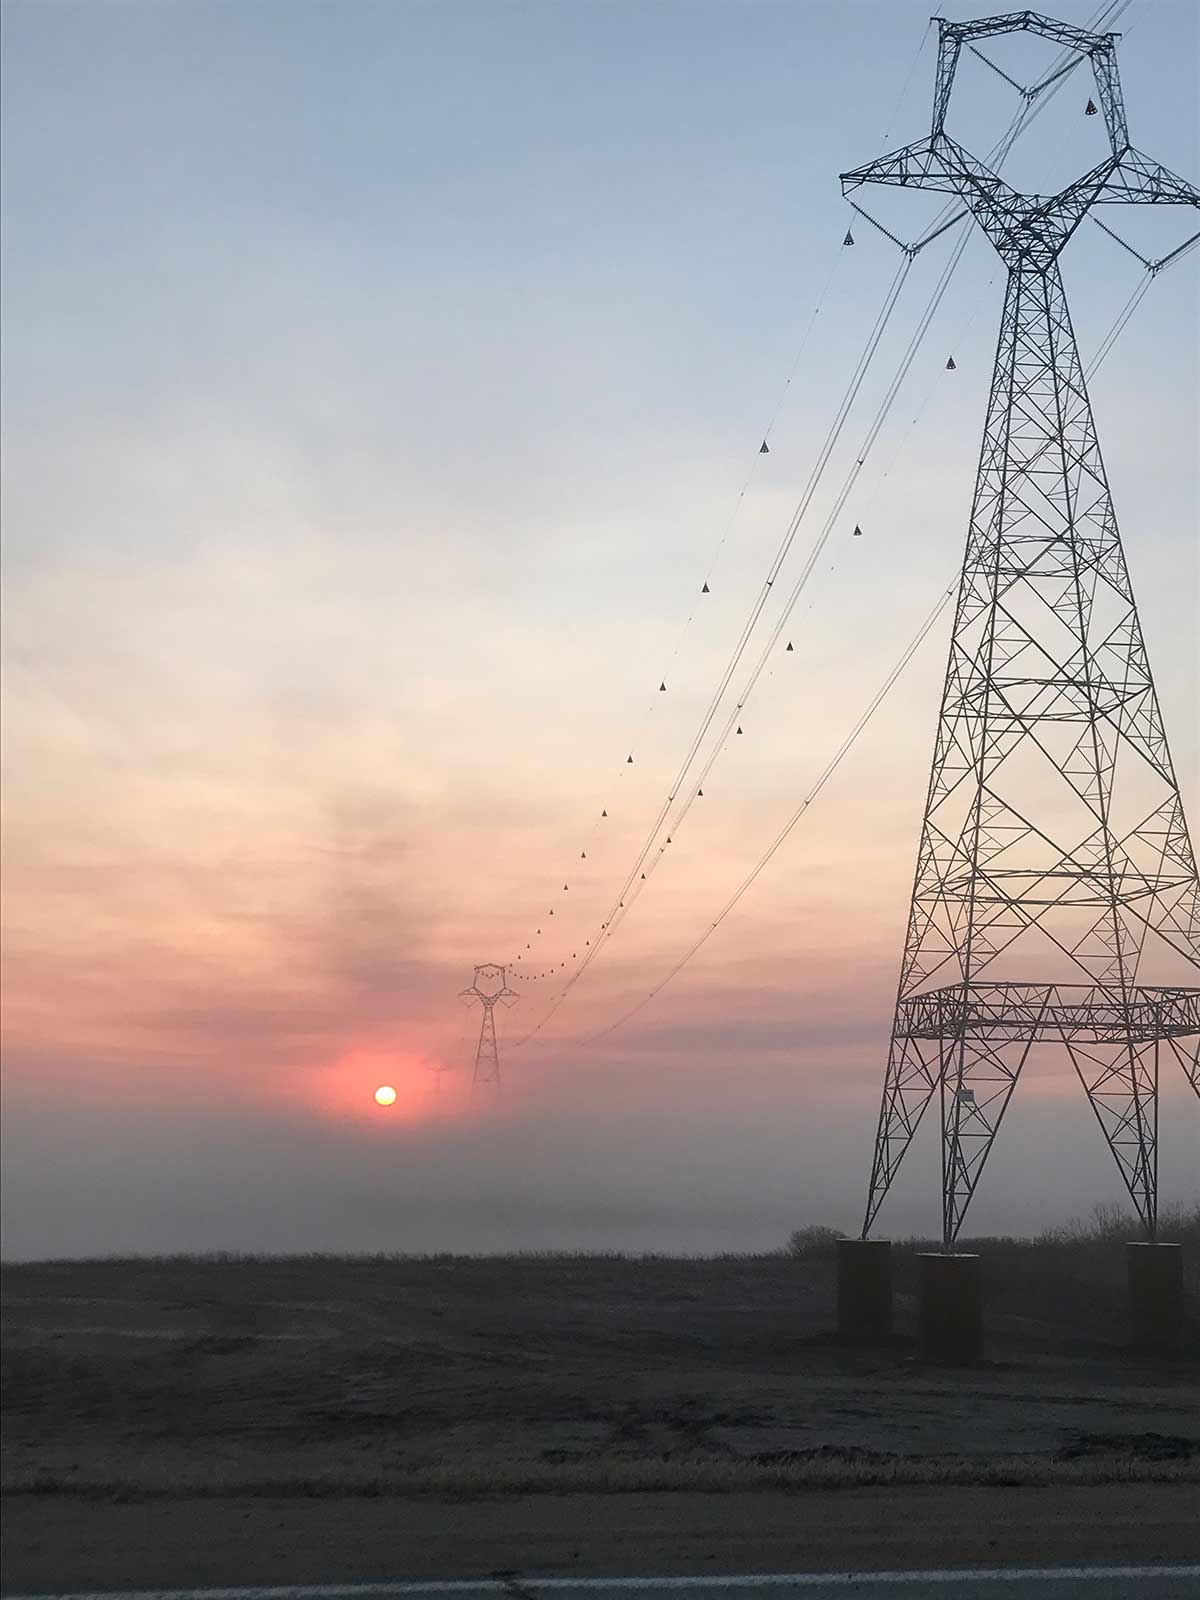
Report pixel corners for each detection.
[373,1084,398,1107]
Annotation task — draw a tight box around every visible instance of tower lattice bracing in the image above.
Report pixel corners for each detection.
[460,963,518,1089]
[842,12,1199,1247]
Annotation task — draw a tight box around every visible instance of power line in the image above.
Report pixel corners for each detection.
[509,250,916,1030]
[538,237,1190,1051]
[580,583,959,1045]
[511,108,1040,1034]
[501,13,951,978]
[507,0,1137,1025]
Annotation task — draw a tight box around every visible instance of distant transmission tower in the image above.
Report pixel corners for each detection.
[843,13,1199,1248]
[459,964,518,1088]
[426,1059,453,1096]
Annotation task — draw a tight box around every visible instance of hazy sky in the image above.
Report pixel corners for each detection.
[2,0,1197,1258]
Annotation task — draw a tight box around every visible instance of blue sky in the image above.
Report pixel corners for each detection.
[2,0,1197,1255]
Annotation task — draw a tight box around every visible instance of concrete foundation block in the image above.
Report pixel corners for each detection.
[836,1238,893,1343]
[1127,1241,1184,1355]
[918,1251,982,1364]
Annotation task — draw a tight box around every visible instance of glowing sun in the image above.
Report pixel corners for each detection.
[373,1085,398,1107]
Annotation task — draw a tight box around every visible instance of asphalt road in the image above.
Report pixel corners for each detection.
[7,1569,1200,1600]
[9,1486,1200,1593]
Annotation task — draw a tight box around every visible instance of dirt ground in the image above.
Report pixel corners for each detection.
[2,1252,1198,1588]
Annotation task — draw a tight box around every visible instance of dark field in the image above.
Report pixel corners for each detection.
[4,1217,1199,1502]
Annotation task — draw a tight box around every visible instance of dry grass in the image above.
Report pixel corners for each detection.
[3,1217,1197,1503]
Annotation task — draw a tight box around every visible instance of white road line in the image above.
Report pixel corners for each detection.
[9,1568,1200,1600]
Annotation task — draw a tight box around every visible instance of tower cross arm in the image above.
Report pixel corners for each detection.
[839,136,1018,204]
[840,135,1027,259]
[1083,149,1200,209]
[842,133,1198,267]
[1042,148,1200,257]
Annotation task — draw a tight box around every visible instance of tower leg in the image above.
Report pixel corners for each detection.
[1165,1034,1200,1100]
[1064,1034,1158,1238]
[941,1032,1036,1248]
[863,1034,941,1236]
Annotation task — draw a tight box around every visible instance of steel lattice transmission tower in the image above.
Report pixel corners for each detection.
[460,964,518,1089]
[842,12,1200,1248]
